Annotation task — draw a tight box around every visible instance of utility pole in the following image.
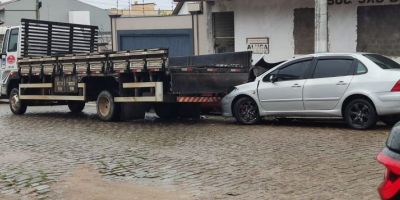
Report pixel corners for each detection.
[35,0,40,20]
[117,0,119,14]
[129,0,131,16]
[315,0,328,53]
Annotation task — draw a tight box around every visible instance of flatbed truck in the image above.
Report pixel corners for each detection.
[0,19,251,121]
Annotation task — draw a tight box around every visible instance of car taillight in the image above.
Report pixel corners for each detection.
[377,152,400,200]
[391,81,400,92]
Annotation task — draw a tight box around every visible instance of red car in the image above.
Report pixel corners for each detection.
[377,125,400,200]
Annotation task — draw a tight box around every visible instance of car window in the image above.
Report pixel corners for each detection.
[263,70,278,82]
[364,54,400,69]
[313,59,354,79]
[8,28,19,52]
[356,62,368,75]
[276,60,311,81]
[1,30,9,54]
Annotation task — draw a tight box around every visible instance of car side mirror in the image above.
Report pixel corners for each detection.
[269,74,277,83]
[0,53,6,59]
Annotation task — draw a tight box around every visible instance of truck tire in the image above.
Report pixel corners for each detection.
[96,91,120,121]
[155,104,179,119]
[344,98,377,130]
[233,96,260,125]
[68,102,85,113]
[9,88,27,115]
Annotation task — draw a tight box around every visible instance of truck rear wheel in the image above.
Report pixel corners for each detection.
[68,102,85,113]
[9,88,27,115]
[97,91,120,121]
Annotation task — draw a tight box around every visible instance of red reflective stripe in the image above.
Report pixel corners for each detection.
[177,97,221,103]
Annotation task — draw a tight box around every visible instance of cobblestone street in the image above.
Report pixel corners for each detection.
[0,104,389,199]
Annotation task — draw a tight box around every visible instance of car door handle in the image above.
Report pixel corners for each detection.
[336,81,348,86]
[291,84,302,88]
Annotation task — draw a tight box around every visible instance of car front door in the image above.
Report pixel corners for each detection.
[257,59,313,112]
[303,57,355,110]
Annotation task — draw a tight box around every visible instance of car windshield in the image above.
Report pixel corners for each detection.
[364,54,400,69]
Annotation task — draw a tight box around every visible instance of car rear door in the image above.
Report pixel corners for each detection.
[257,59,313,112]
[303,57,355,110]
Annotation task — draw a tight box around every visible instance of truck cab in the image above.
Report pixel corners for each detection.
[0,26,21,98]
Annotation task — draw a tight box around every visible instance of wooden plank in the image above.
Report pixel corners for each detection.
[122,82,158,88]
[155,82,163,102]
[19,95,85,101]
[116,82,163,102]
[20,83,52,88]
[114,96,162,103]
[78,83,85,88]
[19,83,85,89]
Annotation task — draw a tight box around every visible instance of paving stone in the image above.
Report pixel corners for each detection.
[0,104,388,199]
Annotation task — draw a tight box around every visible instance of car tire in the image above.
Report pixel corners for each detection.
[68,102,85,113]
[381,115,400,127]
[9,88,27,115]
[233,96,260,125]
[96,91,120,122]
[344,98,378,130]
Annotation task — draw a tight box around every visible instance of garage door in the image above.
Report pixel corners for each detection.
[118,29,193,57]
[357,4,400,56]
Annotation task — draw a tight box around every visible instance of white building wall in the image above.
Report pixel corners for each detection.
[209,0,400,62]
[328,1,399,53]
[231,0,314,62]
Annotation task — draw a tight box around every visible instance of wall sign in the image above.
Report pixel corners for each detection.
[328,0,399,5]
[247,37,270,54]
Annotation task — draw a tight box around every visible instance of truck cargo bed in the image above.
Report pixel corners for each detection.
[168,52,251,95]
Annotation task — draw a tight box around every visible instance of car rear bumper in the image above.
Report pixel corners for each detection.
[376,92,400,115]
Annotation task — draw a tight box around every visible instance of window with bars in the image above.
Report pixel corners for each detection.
[212,12,235,53]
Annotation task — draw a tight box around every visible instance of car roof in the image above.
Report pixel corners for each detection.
[310,52,364,57]
[288,53,372,62]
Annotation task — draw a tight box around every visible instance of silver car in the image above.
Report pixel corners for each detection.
[222,53,400,129]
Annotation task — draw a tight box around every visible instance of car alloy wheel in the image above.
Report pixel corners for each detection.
[345,99,377,130]
[349,103,370,126]
[234,97,260,125]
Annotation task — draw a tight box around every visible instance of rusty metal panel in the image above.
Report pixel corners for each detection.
[170,72,248,95]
